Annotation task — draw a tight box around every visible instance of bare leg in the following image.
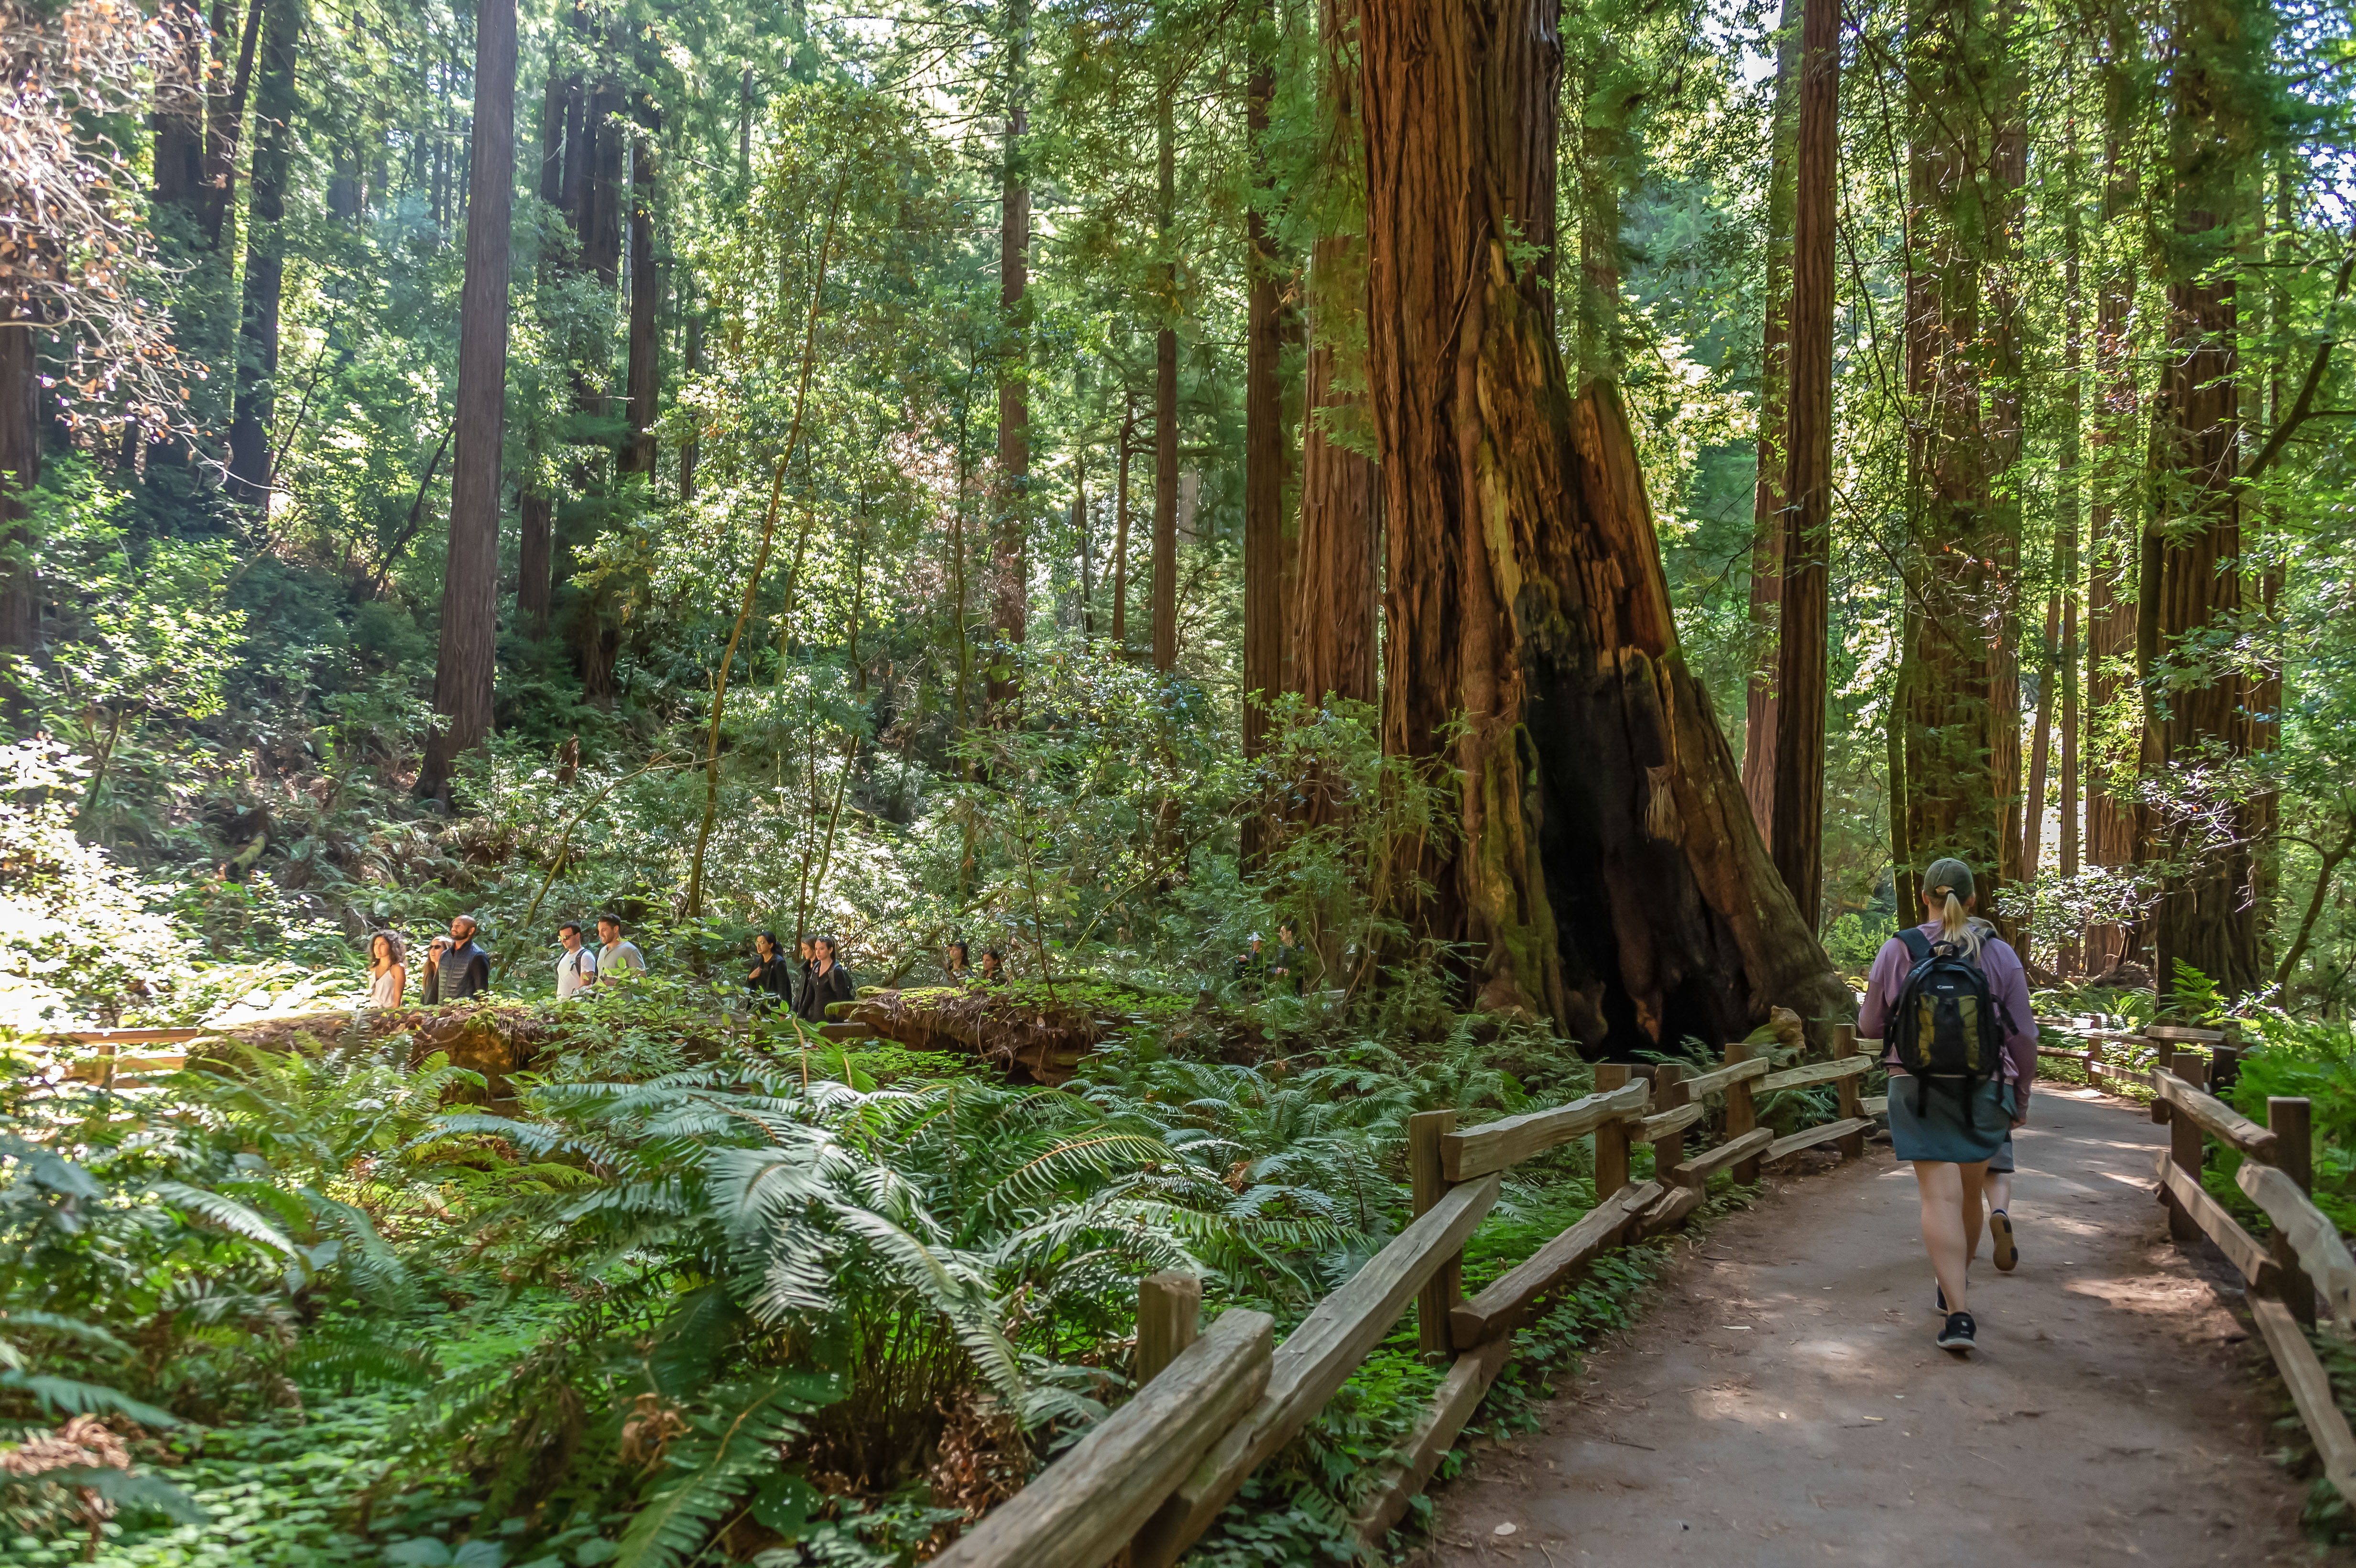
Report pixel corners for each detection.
[1960,1160,1988,1263]
[1915,1161,1970,1313]
[1986,1171,2014,1218]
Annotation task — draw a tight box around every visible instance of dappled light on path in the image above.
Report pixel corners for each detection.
[1426,1091,2335,1567]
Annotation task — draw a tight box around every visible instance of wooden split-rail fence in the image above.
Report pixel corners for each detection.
[932,1036,1882,1568]
[2140,1045,2356,1505]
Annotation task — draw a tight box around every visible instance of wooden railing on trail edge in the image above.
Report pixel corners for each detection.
[2145,1046,2356,1506]
[2031,1014,2250,1095]
[931,1034,1881,1568]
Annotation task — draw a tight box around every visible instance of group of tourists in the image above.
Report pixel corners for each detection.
[1232,923,1308,995]
[743,932,860,1022]
[1862,853,2038,1356]
[360,910,969,1029]
[362,913,646,1010]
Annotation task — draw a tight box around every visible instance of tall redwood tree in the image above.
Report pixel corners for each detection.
[1361,0,1848,1048]
[419,0,516,802]
[990,0,1030,708]
[1291,0,1379,722]
[1767,0,1839,928]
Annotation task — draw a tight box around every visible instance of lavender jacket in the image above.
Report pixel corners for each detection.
[1857,922,2038,1111]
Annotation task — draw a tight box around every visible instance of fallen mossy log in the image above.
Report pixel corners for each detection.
[838,979,1195,1085]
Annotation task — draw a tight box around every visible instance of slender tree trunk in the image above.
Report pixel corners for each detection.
[518,491,554,637]
[1361,0,1848,1046]
[419,0,516,803]
[991,7,1030,710]
[224,0,300,512]
[680,311,702,500]
[1112,401,1134,648]
[1292,0,1380,717]
[2144,0,2261,1002]
[2057,120,2085,972]
[1151,73,1179,674]
[2083,0,2141,970]
[2023,590,2060,885]
[1741,0,1804,839]
[0,325,39,730]
[1242,0,1289,774]
[619,129,660,479]
[199,0,265,245]
[1075,457,1092,633]
[1767,0,1837,930]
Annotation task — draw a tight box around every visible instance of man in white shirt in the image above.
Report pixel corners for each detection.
[595,915,645,983]
[556,922,598,999]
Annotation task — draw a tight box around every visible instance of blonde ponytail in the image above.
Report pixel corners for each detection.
[1931,886,1988,958]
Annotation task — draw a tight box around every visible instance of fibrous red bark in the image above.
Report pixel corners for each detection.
[1291,0,1380,721]
[419,0,516,802]
[1740,0,1803,841]
[1766,0,1837,930]
[1361,0,1848,1051]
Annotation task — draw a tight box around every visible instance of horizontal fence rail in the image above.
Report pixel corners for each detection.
[950,1031,1884,1563]
[2146,1049,2356,1505]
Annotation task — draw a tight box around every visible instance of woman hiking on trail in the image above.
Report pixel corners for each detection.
[1858,857,2037,1353]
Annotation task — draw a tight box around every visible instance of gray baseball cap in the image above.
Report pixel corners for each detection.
[1922,858,1975,901]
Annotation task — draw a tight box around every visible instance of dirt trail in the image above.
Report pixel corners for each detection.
[1425,1088,2343,1568]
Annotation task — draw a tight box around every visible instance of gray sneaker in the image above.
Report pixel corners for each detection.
[1937,1311,1977,1351]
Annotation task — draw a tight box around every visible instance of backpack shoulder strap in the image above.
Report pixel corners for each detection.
[1896,927,1933,965]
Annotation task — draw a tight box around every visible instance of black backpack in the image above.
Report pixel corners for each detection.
[1890,927,2006,1126]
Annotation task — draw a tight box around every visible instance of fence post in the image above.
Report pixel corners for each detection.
[1722,1043,1759,1185]
[2270,1098,2317,1328]
[1408,1109,1460,1361]
[1833,1023,1865,1159]
[1653,1063,1689,1181]
[1136,1271,1201,1388]
[1594,1064,1632,1198]
[2165,1051,2206,1244]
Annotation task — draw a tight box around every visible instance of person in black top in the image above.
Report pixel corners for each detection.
[795,936,856,1022]
[1270,922,1307,996]
[425,915,491,1002]
[746,931,793,1009]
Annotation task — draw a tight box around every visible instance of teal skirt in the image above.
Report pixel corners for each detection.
[1887,1074,2014,1164]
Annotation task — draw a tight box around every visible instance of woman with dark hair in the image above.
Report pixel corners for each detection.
[366,930,407,1009]
[1857,856,2036,1354]
[944,940,971,984]
[975,947,1007,985]
[795,936,855,1023]
[746,931,793,1009]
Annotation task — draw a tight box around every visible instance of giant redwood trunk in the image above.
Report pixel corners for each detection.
[1291,0,1380,721]
[1893,0,2007,915]
[2142,0,2261,1000]
[419,0,515,803]
[1766,0,1837,930]
[1740,0,1803,840]
[1361,0,1848,1050]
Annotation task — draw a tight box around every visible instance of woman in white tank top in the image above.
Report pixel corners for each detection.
[367,931,407,1008]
